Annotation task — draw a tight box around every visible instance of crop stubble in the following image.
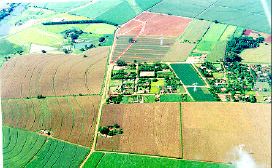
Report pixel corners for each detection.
[96,103,182,158]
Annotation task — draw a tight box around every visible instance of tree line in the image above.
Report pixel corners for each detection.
[42,20,118,26]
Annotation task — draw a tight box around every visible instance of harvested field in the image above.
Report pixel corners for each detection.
[96,103,182,158]
[1,47,109,99]
[181,102,271,167]
[240,43,271,64]
[117,12,192,37]
[112,35,176,63]
[163,42,196,62]
[1,96,100,147]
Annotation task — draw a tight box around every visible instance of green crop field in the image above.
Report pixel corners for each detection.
[219,25,237,41]
[180,19,211,43]
[194,23,228,52]
[149,0,217,18]
[135,0,162,11]
[232,27,246,37]
[201,23,228,41]
[160,94,183,102]
[206,41,227,62]
[196,1,271,34]
[171,64,206,86]
[31,1,90,13]
[26,138,90,167]
[96,1,136,25]
[2,126,47,168]
[187,87,216,101]
[86,152,234,168]
[7,27,63,47]
[69,0,123,19]
[150,79,165,94]
[83,152,105,168]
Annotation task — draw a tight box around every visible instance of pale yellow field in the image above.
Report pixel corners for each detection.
[240,43,271,64]
[181,102,271,167]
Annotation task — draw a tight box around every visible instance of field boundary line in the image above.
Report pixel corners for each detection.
[54,97,64,138]
[14,100,21,128]
[191,63,210,87]
[94,152,106,168]
[85,96,97,147]
[179,103,183,159]
[194,0,221,18]
[73,96,85,145]
[7,101,16,128]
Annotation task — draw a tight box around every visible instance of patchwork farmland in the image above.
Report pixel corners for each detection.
[1,0,271,167]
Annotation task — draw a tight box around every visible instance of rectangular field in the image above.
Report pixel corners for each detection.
[205,41,227,62]
[112,36,176,63]
[86,152,233,168]
[219,25,237,41]
[240,43,271,64]
[187,87,216,101]
[96,103,183,158]
[181,102,271,167]
[163,42,196,62]
[170,64,206,86]
[180,19,211,43]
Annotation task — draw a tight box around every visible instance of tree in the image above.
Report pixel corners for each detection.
[63,49,68,54]
[129,37,134,43]
[99,127,109,134]
[42,50,46,53]
[116,59,127,66]
[99,37,105,42]
[113,123,120,128]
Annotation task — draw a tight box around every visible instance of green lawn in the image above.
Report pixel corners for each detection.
[143,95,155,103]
[110,79,123,86]
[150,79,165,94]
[170,64,206,86]
[213,72,224,78]
[187,87,216,101]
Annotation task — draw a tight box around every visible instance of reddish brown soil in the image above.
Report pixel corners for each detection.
[96,102,183,158]
[117,12,192,37]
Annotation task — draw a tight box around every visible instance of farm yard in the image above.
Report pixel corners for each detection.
[96,103,183,158]
[1,47,109,99]
[1,0,271,167]
[181,102,271,167]
[2,126,90,167]
[1,96,100,147]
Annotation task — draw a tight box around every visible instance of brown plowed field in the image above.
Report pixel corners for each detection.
[1,47,109,99]
[117,12,192,37]
[96,102,183,158]
[181,102,271,167]
[1,96,100,147]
